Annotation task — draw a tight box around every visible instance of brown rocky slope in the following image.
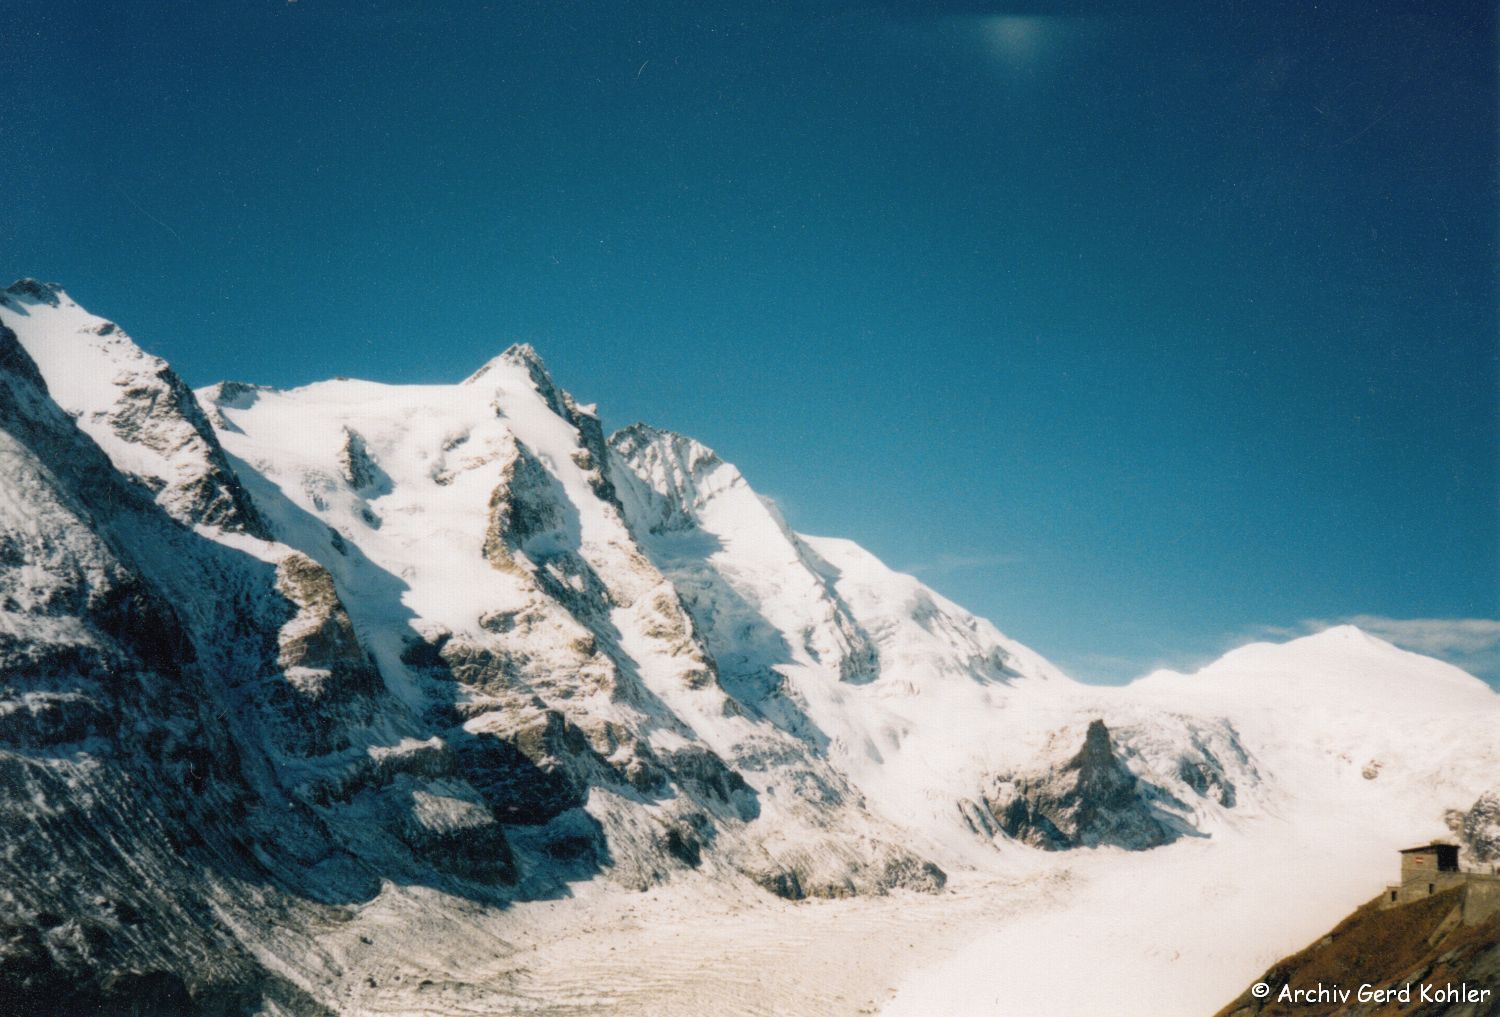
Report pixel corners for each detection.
[1215,889,1500,1017]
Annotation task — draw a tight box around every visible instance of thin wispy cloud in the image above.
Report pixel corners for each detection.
[904,551,1022,577]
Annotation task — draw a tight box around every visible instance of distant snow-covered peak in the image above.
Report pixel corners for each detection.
[1135,623,1494,714]
[802,534,1072,689]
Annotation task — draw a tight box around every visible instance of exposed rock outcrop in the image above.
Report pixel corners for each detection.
[270,552,383,753]
[336,426,385,492]
[1453,790,1500,865]
[0,319,328,1016]
[978,720,1181,850]
[482,437,564,574]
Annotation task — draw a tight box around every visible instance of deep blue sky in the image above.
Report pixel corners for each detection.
[4,1,1497,682]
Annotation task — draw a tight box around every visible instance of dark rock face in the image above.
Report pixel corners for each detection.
[989,795,1071,850]
[482,438,565,573]
[393,789,517,885]
[982,720,1179,851]
[752,868,807,900]
[0,693,115,748]
[1178,754,1237,808]
[267,553,383,755]
[880,855,948,893]
[108,362,272,538]
[1455,790,1500,864]
[748,847,947,901]
[454,723,591,827]
[0,334,330,1017]
[0,321,46,389]
[663,745,759,821]
[337,426,385,491]
[3,278,62,307]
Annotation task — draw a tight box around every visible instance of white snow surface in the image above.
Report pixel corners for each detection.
[4,282,1498,1017]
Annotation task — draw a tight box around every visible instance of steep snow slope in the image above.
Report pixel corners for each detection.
[0,280,266,536]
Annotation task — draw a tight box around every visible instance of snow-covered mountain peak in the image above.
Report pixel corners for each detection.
[611,421,712,455]
[1135,623,1494,714]
[606,431,1049,712]
[459,344,608,478]
[1258,623,1394,657]
[497,340,546,370]
[464,342,554,393]
[0,283,268,537]
[1305,622,1375,642]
